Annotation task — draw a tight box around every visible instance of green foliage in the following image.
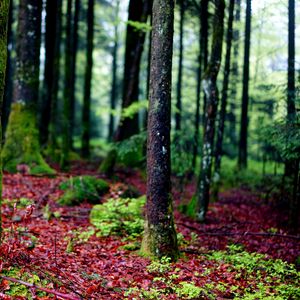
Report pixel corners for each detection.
[58,176,109,206]
[2,103,56,176]
[146,256,172,274]
[126,21,152,33]
[179,195,197,218]
[175,282,213,300]
[90,196,146,237]
[120,100,148,120]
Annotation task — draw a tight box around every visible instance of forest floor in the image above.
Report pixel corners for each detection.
[0,161,299,299]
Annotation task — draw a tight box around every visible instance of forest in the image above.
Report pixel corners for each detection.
[0,0,299,299]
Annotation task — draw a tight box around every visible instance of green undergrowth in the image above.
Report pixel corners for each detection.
[58,175,109,206]
[2,103,56,176]
[90,196,146,237]
[0,267,50,299]
[125,244,300,299]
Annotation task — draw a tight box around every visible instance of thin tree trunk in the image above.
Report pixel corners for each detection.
[69,0,80,149]
[213,0,235,196]
[228,0,241,151]
[141,0,178,260]
[238,0,251,169]
[196,0,225,222]
[0,0,10,237]
[81,0,94,158]
[40,0,60,146]
[114,0,150,142]
[2,0,13,135]
[61,0,73,170]
[108,0,120,141]
[175,0,185,131]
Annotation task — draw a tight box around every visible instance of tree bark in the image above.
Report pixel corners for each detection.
[108,0,120,141]
[40,0,61,147]
[196,0,225,222]
[114,0,150,142]
[141,0,178,260]
[175,0,185,131]
[238,0,251,169]
[213,0,235,195]
[81,0,94,158]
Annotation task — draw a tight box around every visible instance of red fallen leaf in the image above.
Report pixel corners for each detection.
[86,284,98,294]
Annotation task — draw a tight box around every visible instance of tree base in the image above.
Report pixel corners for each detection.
[2,103,56,176]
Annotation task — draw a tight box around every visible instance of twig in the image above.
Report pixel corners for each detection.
[0,275,81,300]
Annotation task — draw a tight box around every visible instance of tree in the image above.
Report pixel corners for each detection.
[175,0,185,131]
[213,0,235,196]
[81,0,95,158]
[141,0,178,260]
[238,0,252,169]
[0,0,10,236]
[40,0,62,147]
[1,0,54,176]
[114,0,151,141]
[196,0,225,222]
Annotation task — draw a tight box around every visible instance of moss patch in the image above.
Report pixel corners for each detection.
[1,103,56,176]
[58,175,109,206]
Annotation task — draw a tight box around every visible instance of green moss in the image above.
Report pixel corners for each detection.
[58,175,109,206]
[98,148,117,177]
[1,103,56,176]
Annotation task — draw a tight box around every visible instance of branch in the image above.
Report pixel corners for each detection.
[0,276,81,300]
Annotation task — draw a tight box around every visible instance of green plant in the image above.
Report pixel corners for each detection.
[146,256,172,274]
[58,176,109,206]
[90,196,146,237]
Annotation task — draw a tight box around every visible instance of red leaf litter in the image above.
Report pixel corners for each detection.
[0,163,299,299]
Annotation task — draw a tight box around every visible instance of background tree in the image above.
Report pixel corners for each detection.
[238,0,252,169]
[1,0,54,176]
[196,0,225,222]
[141,0,178,260]
[81,0,95,158]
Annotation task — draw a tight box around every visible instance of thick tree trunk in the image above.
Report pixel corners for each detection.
[2,0,55,176]
[114,0,150,142]
[61,0,73,170]
[40,0,60,147]
[175,0,185,131]
[238,0,251,169]
[213,0,235,196]
[81,0,94,158]
[141,0,178,260]
[228,0,241,149]
[196,0,225,222]
[0,0,10,236]
[2,0,13,135]
[69,0,80,149]
[108,0,120,141]
[47,0,62,152]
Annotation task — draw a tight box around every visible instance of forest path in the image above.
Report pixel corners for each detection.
[0,164,299,299]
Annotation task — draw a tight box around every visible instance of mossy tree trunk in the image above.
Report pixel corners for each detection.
[81,0,94,158]
[141,0,178,261]
[238,0,251,169]
[213,0,235,198]
[1,0,55,176]
[0,0,10,238]
[196,0,225,222]
[40,0,62,147]
[114,0,151,141]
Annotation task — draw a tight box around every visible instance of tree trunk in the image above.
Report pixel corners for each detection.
[141,0,178,260]
[61,0,73,170]
[175,0,185,131]
[114,0,150,142]
[81,0,94,158]
[108,0,120,141]
[2,0,55,176]
[40,0,61,147]
[47,0,62,153]
[196,0,225,222]
[228,0,241,150]
[0,0,10,237]
[2,0,13,135]
[238,0,251,169]
[213,0,235,197]
[69,0,80,149]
